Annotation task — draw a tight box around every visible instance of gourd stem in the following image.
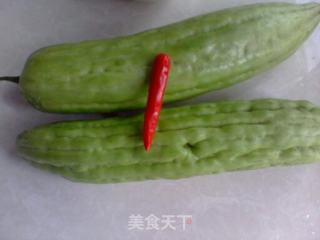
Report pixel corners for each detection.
[0,76,20,84]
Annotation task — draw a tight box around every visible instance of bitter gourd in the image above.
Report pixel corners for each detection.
[16,2,320,113]
[17,99,320,183]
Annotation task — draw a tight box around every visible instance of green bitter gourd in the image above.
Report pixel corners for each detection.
[17,99,320,183]
[14,2,320,113]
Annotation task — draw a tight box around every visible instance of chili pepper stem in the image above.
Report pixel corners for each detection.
[0,76,20,83]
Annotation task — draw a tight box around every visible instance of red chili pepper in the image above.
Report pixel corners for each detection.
[143,53,171,151]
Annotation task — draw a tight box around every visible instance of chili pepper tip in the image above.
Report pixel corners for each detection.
[144,142,151,152]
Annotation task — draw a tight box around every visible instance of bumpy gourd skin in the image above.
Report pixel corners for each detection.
[20,3,320,113]
[17,99,320,183]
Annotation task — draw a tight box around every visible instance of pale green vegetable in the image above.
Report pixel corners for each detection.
[18,3,320,113]
[17,99,320,183]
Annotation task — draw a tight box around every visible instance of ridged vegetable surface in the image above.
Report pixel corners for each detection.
[19,3,320,113]
[17,99,320,183]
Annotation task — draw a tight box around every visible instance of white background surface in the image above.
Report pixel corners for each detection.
[0,0,320,239]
